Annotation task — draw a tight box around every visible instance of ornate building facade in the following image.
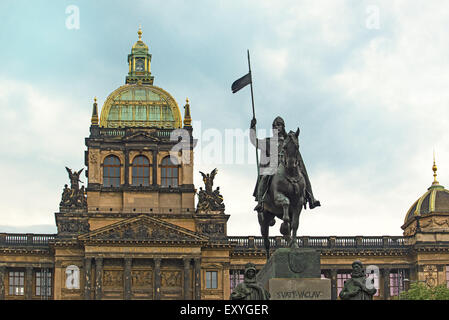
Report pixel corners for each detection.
[1,30,449,300]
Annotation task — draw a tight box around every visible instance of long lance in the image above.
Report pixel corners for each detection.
[247,49,260,177]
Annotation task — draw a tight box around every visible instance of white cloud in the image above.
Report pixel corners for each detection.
[0,78,88,228]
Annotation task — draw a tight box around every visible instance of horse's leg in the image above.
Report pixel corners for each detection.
[290,203,301,248]
[258,211,271,259]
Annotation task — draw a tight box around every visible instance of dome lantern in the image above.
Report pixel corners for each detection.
[126,26,154,85]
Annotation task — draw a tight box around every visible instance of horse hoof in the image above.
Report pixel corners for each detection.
[269,218,276,227]
[280,222,290,235]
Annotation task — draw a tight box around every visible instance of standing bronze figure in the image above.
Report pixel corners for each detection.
[339,260,377,300]
[230,263,270,300]
[250,117,320,256]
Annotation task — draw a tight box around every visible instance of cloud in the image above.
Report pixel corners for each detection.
[1,1,449,238]
[0,78,88,227]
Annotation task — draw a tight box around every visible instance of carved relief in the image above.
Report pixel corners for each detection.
[420,217,449,232]
[197,223,225,236]
[89,151,100,182]
[423,265,438,287]
[103,270,123,287]
[434,218,449,227]
[105,224,181,241]
[57,218,90,234]
[161,271,182,287]
[79,216,209,244]
[131,270,153,287]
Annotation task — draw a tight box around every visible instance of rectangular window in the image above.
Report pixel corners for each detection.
[8,271,24,296]
[390,269,408,296]
[337,272,351,297]
[206,271,218,289]
[36,270,52,297]
[230,270,244,291]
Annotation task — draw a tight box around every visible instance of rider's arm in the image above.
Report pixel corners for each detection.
[250,118,266,149]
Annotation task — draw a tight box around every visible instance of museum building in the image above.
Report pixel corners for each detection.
[1,30,449,300]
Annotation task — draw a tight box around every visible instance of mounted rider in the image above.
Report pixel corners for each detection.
[250,116,320,212]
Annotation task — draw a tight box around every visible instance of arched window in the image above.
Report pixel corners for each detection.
[132,155,151,186]
[103,155,121,187]
[161,156,178,187]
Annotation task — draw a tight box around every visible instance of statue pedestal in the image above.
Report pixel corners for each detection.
[256,248,331,300]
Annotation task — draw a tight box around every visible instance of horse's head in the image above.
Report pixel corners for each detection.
[283,128,300,168]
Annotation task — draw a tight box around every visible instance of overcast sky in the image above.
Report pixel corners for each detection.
[1,0,449,236]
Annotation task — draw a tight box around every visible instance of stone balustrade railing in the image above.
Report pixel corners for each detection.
[0,233,56,247]
[227,235,411,250]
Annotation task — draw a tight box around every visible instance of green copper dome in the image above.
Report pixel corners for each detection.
[99,83,182,129]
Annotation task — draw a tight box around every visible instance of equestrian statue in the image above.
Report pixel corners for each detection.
[250,117,320,258]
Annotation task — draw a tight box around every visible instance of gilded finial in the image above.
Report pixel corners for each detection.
[138,25,142,41]
[183,97,192,127]
[91,97,99,126]
[432,150,439,185]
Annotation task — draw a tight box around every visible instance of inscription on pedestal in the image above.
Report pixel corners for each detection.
[269,278,331,300]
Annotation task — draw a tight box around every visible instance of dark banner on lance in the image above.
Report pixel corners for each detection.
[231,72,252,93]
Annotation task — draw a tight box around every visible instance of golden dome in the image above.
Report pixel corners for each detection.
[99,83,182,129]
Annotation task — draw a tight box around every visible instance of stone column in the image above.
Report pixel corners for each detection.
[154,258,161,300]
[124,258,132,300]
[95,257,103,300]
[25,267,33,299]
[330,269,338,300]
[152,151,158,186]
[0,266,5,300]
[194,258,201,300]
[84,258,92,300]
[183,258,191,300]
[382,268,390,300]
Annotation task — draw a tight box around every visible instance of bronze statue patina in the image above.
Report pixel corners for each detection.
[250,117,320,256]
[250,117,320,212]
[60,167,87,209]
[339,260,377,300]
[230,263,270,300]
[196,168,225,213]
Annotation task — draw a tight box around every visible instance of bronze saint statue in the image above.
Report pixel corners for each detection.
[230,263,270,300]
[339,260,377,300]
[250,117,320,256]
[250,117,320,211]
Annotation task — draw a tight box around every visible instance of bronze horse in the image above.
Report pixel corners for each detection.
[257,129,306,258]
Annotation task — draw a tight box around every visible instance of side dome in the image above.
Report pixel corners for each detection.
[99,83,182,129]
[402,160,449,235]
[404,185,449,224]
